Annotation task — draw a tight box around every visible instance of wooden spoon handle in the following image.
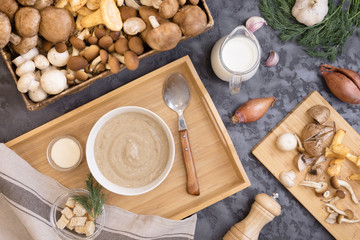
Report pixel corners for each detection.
[179,129,200,196]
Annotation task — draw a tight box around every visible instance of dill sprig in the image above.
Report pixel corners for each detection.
[72,174,105,222]
[259,0,360,61]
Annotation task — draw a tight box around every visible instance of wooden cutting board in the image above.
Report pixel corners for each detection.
[252,91,360,240]
[6,56,250,220]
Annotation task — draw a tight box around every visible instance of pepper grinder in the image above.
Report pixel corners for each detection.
[223,193,281,240]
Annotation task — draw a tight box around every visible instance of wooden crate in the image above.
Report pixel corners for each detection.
[1,0,214,111]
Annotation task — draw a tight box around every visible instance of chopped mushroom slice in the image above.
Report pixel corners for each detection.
[325,212,338,224]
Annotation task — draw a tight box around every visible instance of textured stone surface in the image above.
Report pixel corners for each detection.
[1,1,359,239]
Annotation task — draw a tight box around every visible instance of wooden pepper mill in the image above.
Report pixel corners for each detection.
[223,193,281,240]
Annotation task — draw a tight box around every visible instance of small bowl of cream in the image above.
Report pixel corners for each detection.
[47,135,83,171]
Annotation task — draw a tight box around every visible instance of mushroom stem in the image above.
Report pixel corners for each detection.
[90,55,101,72]
[338,179,359,204]
[149,16,160,28]
[325,203,347,216]
[9,33,21,45]
[299,180,323,189]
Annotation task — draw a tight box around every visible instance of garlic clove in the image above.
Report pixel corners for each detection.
[265,50,279,67]
[245,16,267,33]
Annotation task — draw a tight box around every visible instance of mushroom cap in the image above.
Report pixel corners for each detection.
[307,105,330,124]
[159,0,179,19]
[129,36,144,55]
[0,13,11,49]
[335,189,346,199]
[139,6,167,26]
[314,182,328,194]
[40,7,75,43]
[173,5,207,37]
[33,0,54,11]
[123,17,147,35]
[330,176,340,189]
[67,56,88,71]
[47,47,70,67]
[120,6,138,21]
[40,70,67,95]
[115,38,129,55]
[84,45,100,61]
[124,51,139,71]
[0,0,19,20]
[336,214,344,224]
[28,85,47,102]
[108,56,121,73]
[15,7,41,38]
[344,209,354,220]
[17,0,37,6]
[144,22,182,51]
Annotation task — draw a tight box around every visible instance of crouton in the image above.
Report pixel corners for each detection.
[56,215,69,230]
[65,198,76,209]
[73,202,87,217]
[69,217,87,227]
[75,225,86,234]
[61,207,74,220]
[85,221,95,236]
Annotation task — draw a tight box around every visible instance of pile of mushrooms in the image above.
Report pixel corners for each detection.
[0,0,209,103]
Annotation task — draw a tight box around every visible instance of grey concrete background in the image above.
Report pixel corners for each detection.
[1,0,359,239]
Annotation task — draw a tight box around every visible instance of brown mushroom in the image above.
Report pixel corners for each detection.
[139,6,167,26]
[17,0,37,6]
[114,38,129,54]
[178,0,186,5]
[54,42,67,53]
[120,6,138,21]
[123,17,146,35]
[12,35,38,55]
[173,5,207,37]
[189,0,199,4]
[75,70,88,81]
[70,36,86,51]
[33,0,53,11]
[142,16,181,51]
[94,28,107,39]
[0,0,18,20]
[108,55,121,73]
[15,7,41,38]
[124,51,139,71]
[302,123,335,157]
[67,56,88,71]
[159,0,179,19]
[100,49,109,64]
[307,105,330,124]
[110,31,120,41]
[84,45,100,61]
[337,215,360,224]
[0,13,11,49]
[129,36,144,55]
[99,36,113,49]
[40,7,75,43]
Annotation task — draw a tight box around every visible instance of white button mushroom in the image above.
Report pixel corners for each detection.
[47,47,70,67]
[276,133,298,151]
[40,69,67,95]
[28,85,48,102]
[279,170,296,188]
[21,47,39,60]
[34,54,50,70]
[17,72,39,93]
[16,60,36,77]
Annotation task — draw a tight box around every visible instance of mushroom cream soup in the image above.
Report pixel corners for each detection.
[94,112,170,188]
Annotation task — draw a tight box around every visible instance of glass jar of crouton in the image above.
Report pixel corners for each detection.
[50,189,105,240]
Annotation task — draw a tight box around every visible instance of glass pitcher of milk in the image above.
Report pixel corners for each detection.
[211,26,261,95]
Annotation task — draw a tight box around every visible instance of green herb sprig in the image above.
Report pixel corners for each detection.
[259,0,360,61]
[72,174,105,222]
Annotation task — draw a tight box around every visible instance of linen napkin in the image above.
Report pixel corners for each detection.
[0,143,197,240]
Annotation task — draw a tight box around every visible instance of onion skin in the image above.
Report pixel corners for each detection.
[232,97,276,123]
[320,64,360,104]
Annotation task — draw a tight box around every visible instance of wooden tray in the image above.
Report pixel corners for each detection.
[5,56,250,220]
[1,0,214,111]
[252,91,360,240]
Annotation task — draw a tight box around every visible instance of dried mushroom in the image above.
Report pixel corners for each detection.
[307,105,330,124]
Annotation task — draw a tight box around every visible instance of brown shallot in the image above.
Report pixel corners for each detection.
[320,64,360,104]
[232,97,276,123]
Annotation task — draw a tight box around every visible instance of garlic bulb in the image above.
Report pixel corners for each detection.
[292,0,328,26]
